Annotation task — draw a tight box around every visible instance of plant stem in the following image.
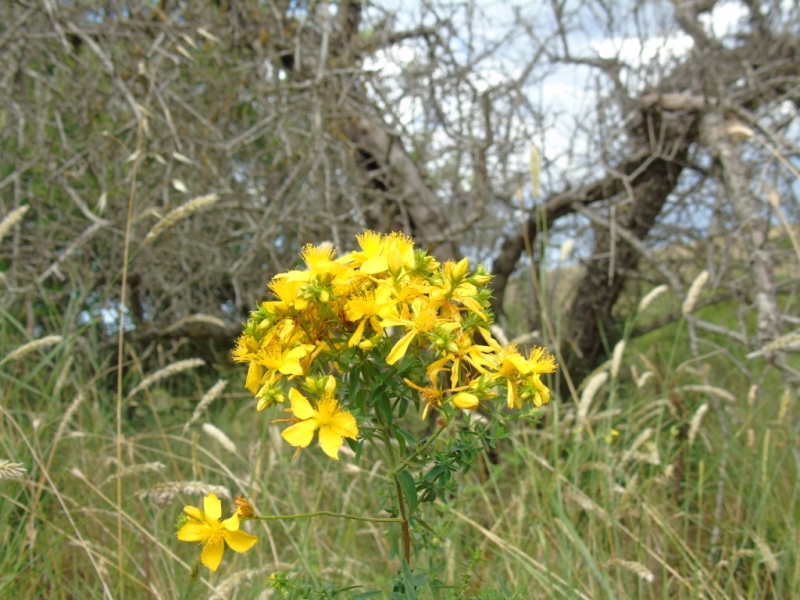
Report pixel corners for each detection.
[393,473,411,564]
[254,511,403,523]
[398,420,447,470]
[374,406,411,564]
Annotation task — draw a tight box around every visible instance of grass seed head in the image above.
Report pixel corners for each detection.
[0,205,30,241]
[0,459,26,480]
[1,335,63,365]
[127,358,205,398]
[202,423,237,454]
[682,270,709,315]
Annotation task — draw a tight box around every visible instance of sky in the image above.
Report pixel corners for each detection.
[357,0,798,264]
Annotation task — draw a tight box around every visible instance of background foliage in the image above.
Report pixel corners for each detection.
[1,0,799,598]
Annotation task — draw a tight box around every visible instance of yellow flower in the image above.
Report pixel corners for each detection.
[267,278,308,312]
[383,232,416,274]
[383,297,442,365]
[176,493,258,572]
[353,230,390,274]
[403,377,446,420]
[491,345,557,408]
[259,337,314,378]
[426,333,494,386]
[344,286,398,348]
[279,379,358,460]
[279,243,346,284]
[524,346,558,375]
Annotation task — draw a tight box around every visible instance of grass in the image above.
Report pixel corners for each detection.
[1,279,798,599]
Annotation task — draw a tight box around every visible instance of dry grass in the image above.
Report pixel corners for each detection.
[1,304,797,598]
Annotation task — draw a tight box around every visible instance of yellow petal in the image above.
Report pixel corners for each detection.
[386,330,416,365]
[278,345,312,376]
[224,529,259,553]
[478,327,502,351]
[245,362,264,394]
[348,318,366,348]
[281,419,318,448]
[222,513,240,531]
[460,297,487,319]
[328,410,358,440]
[183,505,204,522]
[361,256,388,274]
[530,375,551,406]
[288,388,317,420]
[204,493,222,521]
[508,354,531,375]
[176,521,209,543]
[507,381,518,409]
[201,539,225,572]
[369,316,384,335]
[318,426,344,459]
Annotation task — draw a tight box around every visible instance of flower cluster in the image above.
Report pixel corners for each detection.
[234,231,557,459]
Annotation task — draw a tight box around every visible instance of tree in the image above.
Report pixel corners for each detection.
[2,0,798,387]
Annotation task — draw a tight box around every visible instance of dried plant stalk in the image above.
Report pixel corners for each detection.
[680,385,736,403]
[202,423,237,454]
[102,462,166,486]
[53,391,85,446]
[610,341,626,380]
[682,270,709,315]
[126,358,205,398]
[622,428,654,463]
[0,459,27,480]
[687,403,709,447]
[637,284,669,314]
[183,379,228,433]
[144,193,218,243]
[529,146,540,198]
[577,371,608,422]
[136,481,231,507]
[607,559,655,583]
[1,335,63,365]
[164,314,227,334]
[0,205,29,241]
[753,535,779,573]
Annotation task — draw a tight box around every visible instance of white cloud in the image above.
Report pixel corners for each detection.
[593,34,693,66]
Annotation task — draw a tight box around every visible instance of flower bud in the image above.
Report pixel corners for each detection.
[449,257,470,283]
[452,392,480,410]
[234,496,255,518]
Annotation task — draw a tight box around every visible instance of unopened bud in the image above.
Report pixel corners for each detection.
[234,496,255,518]
[452,392,480,410]
[450,258,470,282]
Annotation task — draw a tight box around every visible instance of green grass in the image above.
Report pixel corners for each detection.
[1,286,798,599]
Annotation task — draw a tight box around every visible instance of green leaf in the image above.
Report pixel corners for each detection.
[354,439,365,464]
[401,560,419,600]
[396,470,418,514]
[397,397,409,418]
[353,592,382,599]
[397,428,416,449]
[376,394,393,426]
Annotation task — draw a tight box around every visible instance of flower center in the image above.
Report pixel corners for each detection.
[315,396,340,426]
